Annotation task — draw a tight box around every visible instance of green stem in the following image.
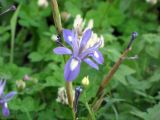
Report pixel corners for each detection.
[72,108,76,120]
[10,5,21,63]
[50,0,74,109]
[111,105,119,120]
[24,108,32,120]
[66,82,75,120]
[84,91,96,120]
[66,81,73,108]
[10,34,14,63]
[51,0,63,35]
[92,32,137,112]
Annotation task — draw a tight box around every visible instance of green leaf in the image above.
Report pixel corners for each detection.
[114,65,136,85]
[10,5,21,63]
[144,102,160,120]
[28,52,43,62]
[65,1,81,16]
[38,109,56,120]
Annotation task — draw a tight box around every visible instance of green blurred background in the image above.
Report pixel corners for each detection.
[0,0,160,120]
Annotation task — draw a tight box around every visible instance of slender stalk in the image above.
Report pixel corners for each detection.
[51,0,63,36]
[51,0,74,115]
[96,48,130,97]
[0,5,16,16]
[92,49,131,111]
[72,107,76,120]
[84,91,96,120]
[92,32,138,111]
[66,81,73,108]
[10,5,20,63]
[10,34,14,63]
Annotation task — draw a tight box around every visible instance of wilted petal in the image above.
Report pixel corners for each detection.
[54,47,72,55]
[2,91,17,102]
[90,50,104,64]
[89,40,102,50]
[74,86,83,113]
[84,58,99,70]
[64,58,81,81]
[63,29,74,46]
[80,29,92,50]
[0,80,6,96]
[2,102,10,117]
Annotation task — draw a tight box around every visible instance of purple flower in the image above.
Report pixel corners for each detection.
[54,29,104,81]
[0,80,17,117]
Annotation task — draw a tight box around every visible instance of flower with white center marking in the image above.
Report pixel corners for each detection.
[0,79,17,117]
[53,29,104,81]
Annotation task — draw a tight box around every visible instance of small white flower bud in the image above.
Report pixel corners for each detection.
[51,34,58,41]
[61,11,71,21]
[81,76,89,86]
[23,74,30,81]
[16,80,26,91]
[146,0,157,4]
[38,0,48,8]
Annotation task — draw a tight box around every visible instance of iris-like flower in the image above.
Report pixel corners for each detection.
[0,80,17,117]
[54,29,104,81]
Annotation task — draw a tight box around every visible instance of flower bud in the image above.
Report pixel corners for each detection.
[51,34,58,41]
[61,11,71,22]
[38,0,48,8]
[81,76,89,86]
[16,80,26,91]
[23,74,30,81]
[146,0,157,4]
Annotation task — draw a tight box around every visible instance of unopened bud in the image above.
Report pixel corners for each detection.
[16,80,26,91]
[23,74,30,81]
[51,34,58,41]
[38,0,48,8]
[10,5,16,11]
[146,0,157,4]
[61,11,71,21]
[127,32,138,49]
[81,76,89,86]
[0,5,16,16]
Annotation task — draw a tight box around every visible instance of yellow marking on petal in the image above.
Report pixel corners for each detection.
[70,59,79,71]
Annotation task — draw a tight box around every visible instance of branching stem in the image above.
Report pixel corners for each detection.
[92,32,138,111]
